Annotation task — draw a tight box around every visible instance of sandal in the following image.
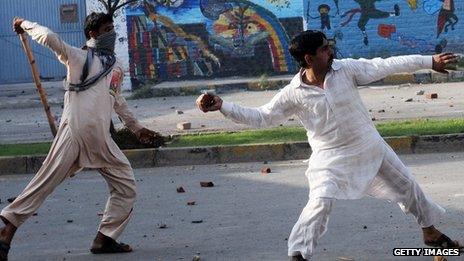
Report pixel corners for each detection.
[425,234,461,249]
[90,237,132,254]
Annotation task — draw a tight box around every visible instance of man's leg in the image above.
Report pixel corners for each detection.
[91,165,136,254]
[0,125,79,260]
[366,149,459,247]
[288,197,333,260]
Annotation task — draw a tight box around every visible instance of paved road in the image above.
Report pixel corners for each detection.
[1,82,464,144]
[0,152,463,260]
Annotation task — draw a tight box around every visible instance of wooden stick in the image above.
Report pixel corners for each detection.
[18,33,57,137]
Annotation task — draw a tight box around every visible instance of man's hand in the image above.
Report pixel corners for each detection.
[135,128,165,148]
[432,52,458,73]
[196,94,223,113]
[12,17,25,34]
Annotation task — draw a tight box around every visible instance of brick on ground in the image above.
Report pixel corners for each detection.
[177,122,191,130]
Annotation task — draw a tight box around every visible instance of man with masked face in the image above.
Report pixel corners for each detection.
[0,13,157,260]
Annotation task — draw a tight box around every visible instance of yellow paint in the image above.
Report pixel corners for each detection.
[407,0,417,10]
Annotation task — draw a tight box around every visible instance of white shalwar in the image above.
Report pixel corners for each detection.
[220,56,445,259]
[1,21,143,240]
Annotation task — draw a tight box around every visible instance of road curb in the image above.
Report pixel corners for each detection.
[1,133,464,176]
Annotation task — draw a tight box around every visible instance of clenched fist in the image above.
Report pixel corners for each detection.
[13,17,25,34]
[196,93,223,112]
[135,127,165,147]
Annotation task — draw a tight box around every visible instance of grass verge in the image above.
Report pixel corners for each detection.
[1,119,464,156]
[0,142,52,157]
[169,118,464,147]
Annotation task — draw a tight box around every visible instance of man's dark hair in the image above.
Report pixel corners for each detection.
[84,12,113,40]
[289,30,327,68]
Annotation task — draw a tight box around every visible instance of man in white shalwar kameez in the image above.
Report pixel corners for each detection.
[196,30,462,260]
[0,13,158,261]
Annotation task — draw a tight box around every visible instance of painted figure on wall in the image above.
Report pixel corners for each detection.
[327,30,343,58]
[340,0,400,46]
[307,4,335,31]
[436,0,458,37]
[200,0,296,72]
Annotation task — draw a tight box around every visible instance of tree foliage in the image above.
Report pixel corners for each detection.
[96,0,140,16]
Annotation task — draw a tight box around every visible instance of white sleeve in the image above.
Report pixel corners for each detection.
[21,20,81,65]
[345,55,433,86]
[220,85,298,128]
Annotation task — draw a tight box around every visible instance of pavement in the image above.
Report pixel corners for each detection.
[1,78,464,144]
[0,152,463,261]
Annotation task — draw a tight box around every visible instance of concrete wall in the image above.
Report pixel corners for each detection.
[304,0,464,59]
[124,0,303,88]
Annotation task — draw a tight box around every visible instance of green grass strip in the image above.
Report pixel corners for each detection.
[169,127,306,147]
[0,142,52,157]
[1,119,464,156]
[169,118,464,147]
[376,118,464,137]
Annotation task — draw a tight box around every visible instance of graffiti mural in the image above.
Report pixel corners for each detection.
[126,0,302,86]
[436,0,458,37]
[304,0,464,59]
[340,1,399,46]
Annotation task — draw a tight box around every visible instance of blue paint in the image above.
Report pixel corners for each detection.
[304,0,464,58]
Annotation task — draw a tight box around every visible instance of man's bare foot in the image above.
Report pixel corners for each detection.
[422,226,460,248]
[90,231,132,254]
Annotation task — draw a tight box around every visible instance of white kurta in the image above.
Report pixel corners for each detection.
[220,55,432,199]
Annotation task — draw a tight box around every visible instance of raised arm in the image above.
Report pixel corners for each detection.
[197,85,299,128]
[347,55,432,86]
[347,53,457,86]
[14,17,79,65]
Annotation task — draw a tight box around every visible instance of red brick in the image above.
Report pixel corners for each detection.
[200,181,214,187]
[261,167,271,174]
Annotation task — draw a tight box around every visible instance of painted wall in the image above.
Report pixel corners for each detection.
[125,0,303,88]
[86,0,464,90]
[304,0,464,59]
